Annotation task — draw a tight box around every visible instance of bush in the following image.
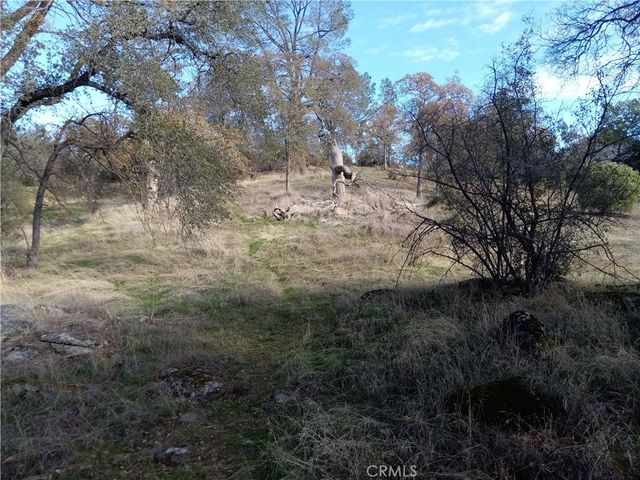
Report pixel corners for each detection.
[131,111,246,235]
[578,161,640,212]
[399,40,636,292]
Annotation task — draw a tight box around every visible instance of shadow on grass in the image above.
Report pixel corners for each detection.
[2,280,639,479]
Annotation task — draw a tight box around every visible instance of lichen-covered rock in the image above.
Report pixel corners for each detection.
[6,383,40,397]
[40,331,100,357]
[40,332,99,348]
[502,310,548,350]
[159,366,224,401]
[50,344,94,357]
[271,388,296,406]
[3,346,40,363]
[445,376,564,431]
[0,305,34,343]
[153,446,190,466]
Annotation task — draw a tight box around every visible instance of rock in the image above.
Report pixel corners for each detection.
[178,410,206,424]
[445,376,563,431]
[271,388,296,405]
[50,344,94,357]
[40,332,100,348]
[153,446,191,466]
[1,305,34,343]
[159,366,224,401]
[502,311,548,350]
[3,346,40,363]
[39,305,69,316]
[40,332,100,357]
[7,383,40,397]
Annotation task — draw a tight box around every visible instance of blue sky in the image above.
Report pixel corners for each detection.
[345,0,594,104]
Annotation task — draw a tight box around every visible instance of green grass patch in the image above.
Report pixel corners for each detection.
[248,236,266,255]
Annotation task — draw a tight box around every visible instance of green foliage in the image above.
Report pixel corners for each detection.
[578,161,640,212]
[599,99,640,172]
[135,111,243,235]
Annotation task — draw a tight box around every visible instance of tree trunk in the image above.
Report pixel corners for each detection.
[416,150,424,198]
[145,158,158,208]
[26,140,62,268]
[284,138,291,193]
[285,161,291,193]
[383,143,387,170]
[329,137,345,200]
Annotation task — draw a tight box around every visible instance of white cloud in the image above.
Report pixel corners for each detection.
[535,70,597,100]
[395,47,460,63]
[409,18,454,33]
[477,11,512,35]
[408,1,515,36]
[377,14,416,29]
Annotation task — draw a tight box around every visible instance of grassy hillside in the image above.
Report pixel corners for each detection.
[1,167,639,479]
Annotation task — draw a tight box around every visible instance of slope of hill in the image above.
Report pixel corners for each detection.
[2,167,639,479]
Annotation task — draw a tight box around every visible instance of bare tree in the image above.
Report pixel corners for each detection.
[544,0,640,89]
[403,41,629,293]
[364,103,401,170]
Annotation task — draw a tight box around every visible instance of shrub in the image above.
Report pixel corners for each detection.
[578,161,640,212]
[399,40,633,293]
[130,111,246,235]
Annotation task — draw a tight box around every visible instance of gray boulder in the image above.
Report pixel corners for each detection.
[3,346,40,363]
[271,388,296,406]
[502,310,549,350]
[1,305,34,343]
[40,331,100,357]
[159,366,224,401]
[153,446,191,466]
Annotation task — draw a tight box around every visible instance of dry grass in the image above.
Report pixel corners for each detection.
[266,284,640,479]
[1,166,639,479]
